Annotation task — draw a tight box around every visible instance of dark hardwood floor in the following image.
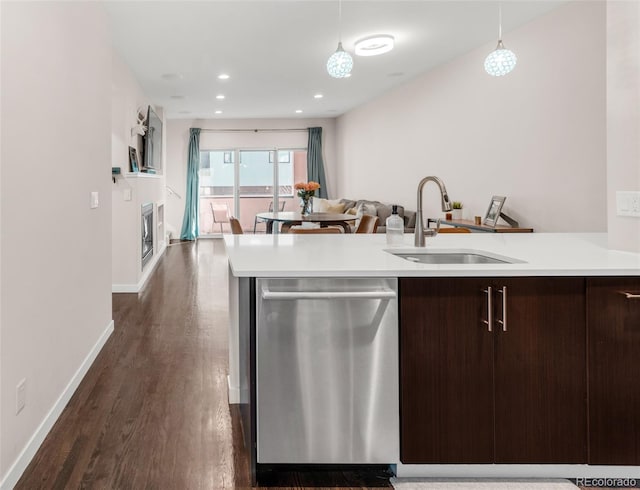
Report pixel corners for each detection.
[13,240,607,489]
[15,240,387,490]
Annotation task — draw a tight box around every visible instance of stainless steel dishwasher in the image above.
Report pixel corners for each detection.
[256,277,399,464]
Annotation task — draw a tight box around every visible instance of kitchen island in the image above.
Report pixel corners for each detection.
[224,233,640,483]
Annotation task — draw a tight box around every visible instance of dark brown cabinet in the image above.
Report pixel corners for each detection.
[400,277,587,465]
[588,277,640,465]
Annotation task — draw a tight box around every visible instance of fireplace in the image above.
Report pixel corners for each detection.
[141,203,153,270]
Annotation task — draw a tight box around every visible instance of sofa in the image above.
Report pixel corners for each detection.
[312,197,416,233]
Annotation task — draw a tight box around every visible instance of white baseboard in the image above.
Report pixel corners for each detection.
[112,242,166,293]
[0,320,115,490]
[395,463,640,479]
[228,374,240,404]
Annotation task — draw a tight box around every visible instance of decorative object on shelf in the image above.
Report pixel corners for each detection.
[128,146,139,173]
[452,201,463,220]
[354,34,395,57]
[295,181,321,216]
[484,5,517,77]
[482,195,520,228]
[483,196,506,226]
[131,106,147,137]
[327,0,353,78]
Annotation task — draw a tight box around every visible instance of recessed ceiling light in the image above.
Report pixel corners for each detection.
[170,95,185,99]
[295,110,303,114]
[218,74,230,80]
[161,73,183,81]
[216,94,225,100]
[344,73,352,78]
[354,34,395,57]
[388,72,404,77]
[314,94,324,99]
[178,110,191,114]
[215,110,223,114]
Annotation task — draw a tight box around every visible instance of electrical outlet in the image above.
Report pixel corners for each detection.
[616,191,640,217]
[90,191,99,209]
[123,188,132,201]
[16,379,26,414]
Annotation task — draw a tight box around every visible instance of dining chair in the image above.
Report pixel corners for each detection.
[229,217,243,235]
[253,200,286,233]
[210,203,230,234]
[438,227,471,233]
[288,227,342,234]
[354,214,379,234]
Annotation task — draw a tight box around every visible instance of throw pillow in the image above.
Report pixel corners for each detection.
[313,198,346,214]
[355,203,378,228]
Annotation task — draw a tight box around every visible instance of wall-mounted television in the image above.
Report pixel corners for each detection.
[143,105,162,172]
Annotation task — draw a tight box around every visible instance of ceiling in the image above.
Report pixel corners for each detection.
[104,1,566,120]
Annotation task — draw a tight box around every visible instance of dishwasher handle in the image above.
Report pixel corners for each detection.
[261,287,397,301]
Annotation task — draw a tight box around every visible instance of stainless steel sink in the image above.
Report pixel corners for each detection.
[386,249,524,265]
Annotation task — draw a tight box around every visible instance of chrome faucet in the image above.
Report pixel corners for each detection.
[414,176,452,247]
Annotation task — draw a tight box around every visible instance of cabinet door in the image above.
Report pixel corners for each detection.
[400,278,494,463]
[588,277,640,464]
[494,277,587,463]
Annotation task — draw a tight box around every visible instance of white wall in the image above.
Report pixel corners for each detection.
[165,118,336,235]
[607,0,640,253]
[336,1,606,233]
[111,54,166,290]
[0,2,113,486]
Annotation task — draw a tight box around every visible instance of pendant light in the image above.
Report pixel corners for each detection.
[327,0,353,78]
[484,5,517,77]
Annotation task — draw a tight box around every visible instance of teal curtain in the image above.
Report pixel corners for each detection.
[307,127,328,199]
[180,128,201,240]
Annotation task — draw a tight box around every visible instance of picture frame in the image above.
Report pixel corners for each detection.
[483,196,507,227]
[223,151,232,164]
[128,146,139,173]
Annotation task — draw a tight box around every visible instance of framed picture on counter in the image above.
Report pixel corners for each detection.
[128,146,139,173]
[483,195,506,227]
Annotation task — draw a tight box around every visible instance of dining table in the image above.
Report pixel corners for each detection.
[254,211,355,234]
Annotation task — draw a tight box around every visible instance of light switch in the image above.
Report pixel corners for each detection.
[616,191,640,217]
[123,189,132,201]
[90,191,99,209]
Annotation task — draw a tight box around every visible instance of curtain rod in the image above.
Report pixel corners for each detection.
[197,128,308,133]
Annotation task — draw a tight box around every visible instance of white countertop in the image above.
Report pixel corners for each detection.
[223,233,640,278]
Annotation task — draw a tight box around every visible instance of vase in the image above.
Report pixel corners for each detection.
[300,196,312,216]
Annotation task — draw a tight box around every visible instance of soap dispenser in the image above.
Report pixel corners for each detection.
[386,205,404,245]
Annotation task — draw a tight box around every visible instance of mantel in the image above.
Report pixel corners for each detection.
[124,172,163,179]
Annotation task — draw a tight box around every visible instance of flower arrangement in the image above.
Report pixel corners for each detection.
[452,201,463,210]
[294,181,320,215]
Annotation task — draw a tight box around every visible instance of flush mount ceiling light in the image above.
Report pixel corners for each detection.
[217,74,230,80]
[216,94,225,100]
[327,0,353,78]
[354,34,395,57]
[484,5,517,76]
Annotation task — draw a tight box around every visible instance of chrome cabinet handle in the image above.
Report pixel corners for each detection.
[497,286,507,332]
[483,287,493,332]
[619,291,640,299]
[261,287,397,300]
